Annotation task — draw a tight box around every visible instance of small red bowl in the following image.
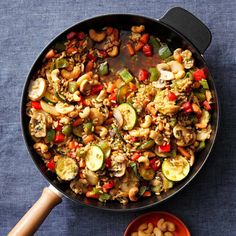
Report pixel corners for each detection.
[124,211,191,236]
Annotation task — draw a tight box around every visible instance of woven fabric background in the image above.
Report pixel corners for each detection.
[0,0,235,235]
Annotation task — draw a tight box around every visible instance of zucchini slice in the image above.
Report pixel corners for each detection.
[98,141,111,158]
[44,90,58,104]
[85,145,104,171]
[162,155,190,182]
[55,157,78,181]
[117,84,131,104]
[117,103,137,130]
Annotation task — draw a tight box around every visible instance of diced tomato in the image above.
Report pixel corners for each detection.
[105,158,112,168]
[168,92,177,101]
[72,117,82,127]
[130,137,138,142]
[138,69,149,82]
[143,191,151,197]
[142,44,153,57]
[67,152,76,158]
[102,181,115,191]
[140,33,149,44]
[130,152,141,161]
[55,125,62,131]
[150,159,160,171]
[67,31,77,40]
[109,93,117,102]
[86,191,99,199]
[47,160,55,171]
[203,100,211,110]
[193,69,206,81]
[91,84,103,95]
[181,101,193,113]
[77,31,85,40]
[54,133,65,143]
[158,144,171,153]
[87,53,97,62]
[31,101,42,110]
[99,50,108,58]
[67,47,77,54]
[85,60,94,72]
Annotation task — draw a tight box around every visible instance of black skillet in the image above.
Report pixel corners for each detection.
[9,7,219,235]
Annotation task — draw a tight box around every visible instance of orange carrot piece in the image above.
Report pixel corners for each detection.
[45,49,55,59]
[127,43,135,56]
[140,33,149,44]
[177,146,191,158]
[83,134,95,144]
[135,41,144,52]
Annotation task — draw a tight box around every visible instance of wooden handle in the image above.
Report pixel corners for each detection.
[8,187,62,236]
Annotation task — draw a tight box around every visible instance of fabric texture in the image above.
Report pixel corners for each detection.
[0,0,235,235]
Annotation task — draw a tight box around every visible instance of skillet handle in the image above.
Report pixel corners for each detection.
[8,186,62,236]
[160,7,212,54]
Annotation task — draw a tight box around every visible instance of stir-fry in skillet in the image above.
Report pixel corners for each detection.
[26,25,213,204]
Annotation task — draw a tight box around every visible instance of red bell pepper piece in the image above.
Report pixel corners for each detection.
[142,44,153,57]
[158,144,171,153]
[54,133,65,143]
[193,69,206,81]
[91,84,103,95]
[87,53,97,62]
[77,32,85,40]
[99,50,108,58]
[181,101,193,113]
[102,181,115,190]
[130,152,141,161]
[105,158,112,168]
[203,100,211,110]
[130,137,138,142]
[31,101,42,110]
[55,125,62,131]
[168,92,177,101]
[150,159,160,171]
[66,31,77,40]
[108,93,117,102]
[47,160,55,171]
[138,69,149,82]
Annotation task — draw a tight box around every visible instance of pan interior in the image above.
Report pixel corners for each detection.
[21,14,219,211]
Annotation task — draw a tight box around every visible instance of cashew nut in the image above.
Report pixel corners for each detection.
[167,60,185,79]
[138,156,150,169]
[153,227,163,236]
[173,48,183,62]
[89,108,105,125]
[131,25,145,33]
[157,219,166,231]
[96,90,107,102]
[144,223,154,234]
[61,65,81,80]
[33,142,48,153]
[140,115,152,128]
[138,223,148,231]
[131,233,138,236]
[79,79,92,95]
[146,102,157,116]
[73,91,81,102]
[77,71,93,86]
[129,128,150,137]
[157,63,175,81]
[95,125,108,138]
[79,107,90,119]
[107,46,119,57]
[89,29,106,42]
[128,186,139,201]
[163,232,174,236]
[161,222,176,232]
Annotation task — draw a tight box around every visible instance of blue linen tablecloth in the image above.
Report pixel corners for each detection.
[0,0,236,235]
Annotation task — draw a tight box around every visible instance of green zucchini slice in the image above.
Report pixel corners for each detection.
[85,145,104,171]
[55,157,78,181]
[162,155,190,182]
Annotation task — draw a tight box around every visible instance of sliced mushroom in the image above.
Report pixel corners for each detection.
[29,111,47,138]
[28,78,47,101]
[112,162,126,177]
[113,108,123,128]
[173,124,196,146]
[40,100,60,116]
[55,102,75,114]
[85,170,99,185]
[156,63,175,81]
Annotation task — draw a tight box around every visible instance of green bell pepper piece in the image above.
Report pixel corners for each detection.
[69,81,79,93]
[159,44,172,59]
[55,58,69,69]
[118,68,134,83]
[149,36,161,49]
[98,61,109,76]
[199,79,209,89]
[197,141,206,151]
[148,67,159,81]
[46,129,55,142]
[62,125,72,136]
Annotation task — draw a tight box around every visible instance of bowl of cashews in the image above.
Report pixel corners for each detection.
[124,211,191,236]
